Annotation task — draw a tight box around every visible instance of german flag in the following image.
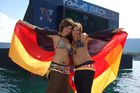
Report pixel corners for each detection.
[91,31,127,93]
[9,20,127,93]
[9,20,55,76]
[70,29,127,93]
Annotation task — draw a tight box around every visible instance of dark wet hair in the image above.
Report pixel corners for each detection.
[59,18,74,32]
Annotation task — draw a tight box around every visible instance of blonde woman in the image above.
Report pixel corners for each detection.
[71,22,95,93]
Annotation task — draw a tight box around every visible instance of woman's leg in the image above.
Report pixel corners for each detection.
[74,70,95,93]
[46,61,70,93]
[46,70,67,93]
[59,74,70,93]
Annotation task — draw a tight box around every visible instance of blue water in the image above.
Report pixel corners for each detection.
[104,60,140,93]
[0,60,140,93]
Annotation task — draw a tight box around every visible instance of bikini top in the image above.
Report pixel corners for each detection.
[70,40,85,55]
[55,36,71,52]
[74,39,85,48]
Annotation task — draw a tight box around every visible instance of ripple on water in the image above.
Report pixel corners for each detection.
[1,61,140,93]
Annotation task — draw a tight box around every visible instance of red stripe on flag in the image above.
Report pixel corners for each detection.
[117,32,127,47]
[14,22,54,61]
[93,58,109,78]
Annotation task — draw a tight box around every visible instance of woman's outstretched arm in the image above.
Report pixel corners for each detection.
[17,20,58,35]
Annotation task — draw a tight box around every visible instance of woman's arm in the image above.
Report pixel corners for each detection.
[113,28,125,33]
[18,20,37,30]
[18,20,58,36]
[35,27,58,35]
[81,33,93,43]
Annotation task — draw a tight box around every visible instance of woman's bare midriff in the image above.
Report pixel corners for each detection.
[52,48,70,65]
[73,47,92,66]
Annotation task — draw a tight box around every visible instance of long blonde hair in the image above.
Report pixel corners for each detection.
[73,22,83,39]
[73,22,83,34]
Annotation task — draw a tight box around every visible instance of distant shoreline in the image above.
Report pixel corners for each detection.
[0,42,10,48]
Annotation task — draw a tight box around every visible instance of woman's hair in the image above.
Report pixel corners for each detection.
[59,18,74,32]
[70,22,83,43]
[73,22,83,34]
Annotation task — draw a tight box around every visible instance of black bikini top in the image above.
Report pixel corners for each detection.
[74,39,85,48]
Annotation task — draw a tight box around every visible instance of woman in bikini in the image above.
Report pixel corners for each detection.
[71,22,95,93]
[18,18,74,93]
[45,18,74,93]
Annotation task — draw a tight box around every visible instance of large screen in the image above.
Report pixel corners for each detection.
[24,1,58,30]
[65,8,109,34]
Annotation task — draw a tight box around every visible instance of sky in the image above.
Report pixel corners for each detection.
[0,0,140,43]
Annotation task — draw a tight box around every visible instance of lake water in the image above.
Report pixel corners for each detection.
[104,60,140,93]
[0,60,140,93]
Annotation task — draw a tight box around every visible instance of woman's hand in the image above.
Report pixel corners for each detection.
[81,33,88,42]
[113,28,125,33]
[17,20,37,30]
